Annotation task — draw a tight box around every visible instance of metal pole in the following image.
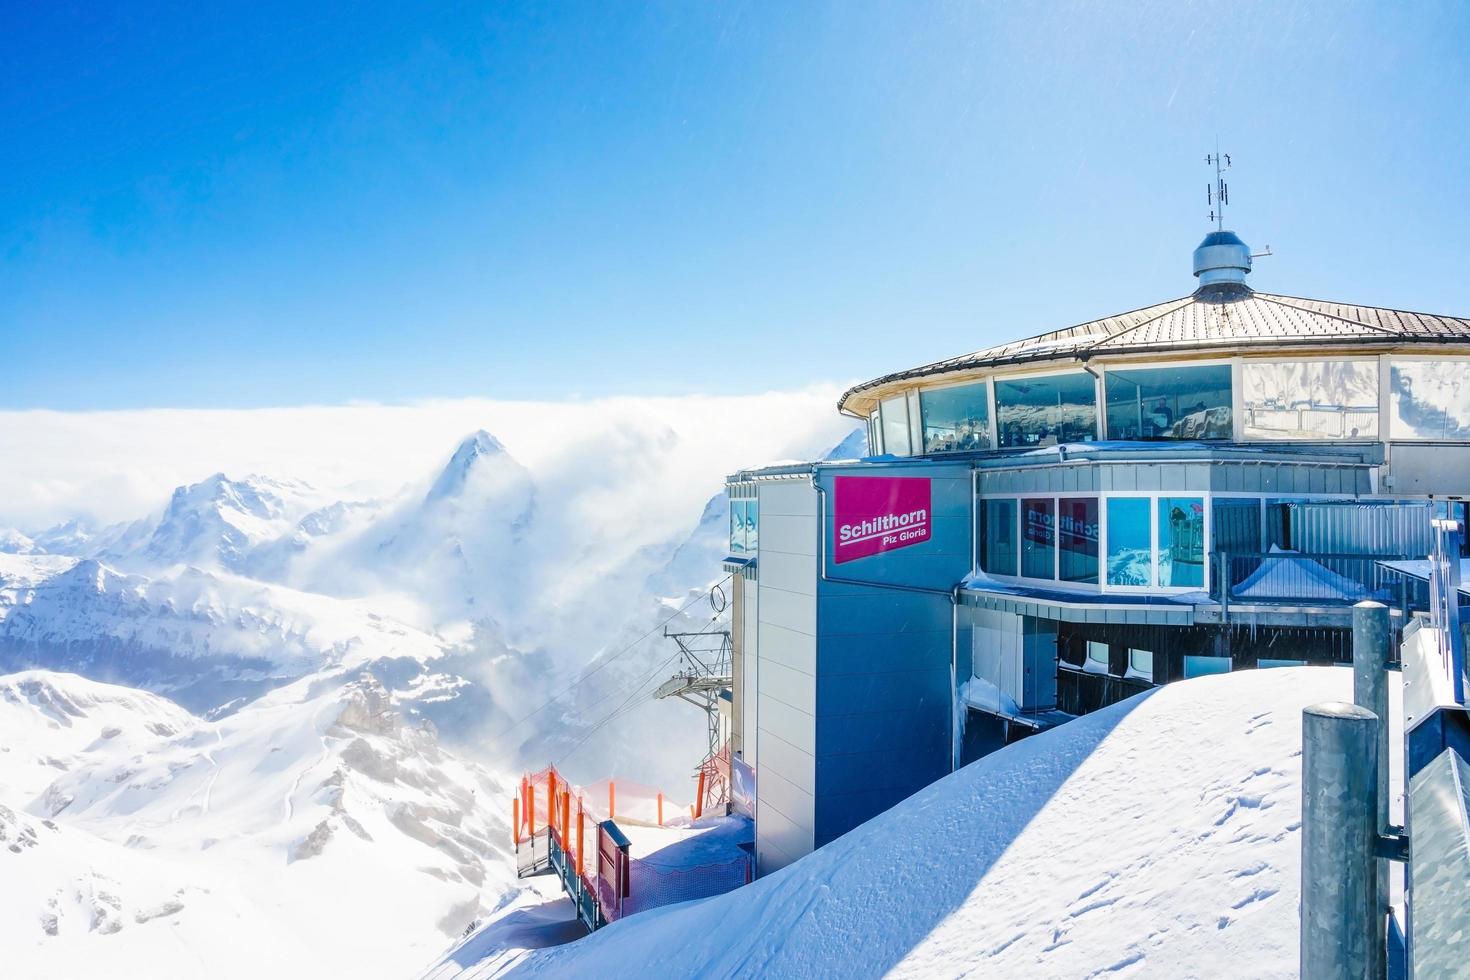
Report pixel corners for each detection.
[1352,601,1390,977]
[1301,702,1380,980]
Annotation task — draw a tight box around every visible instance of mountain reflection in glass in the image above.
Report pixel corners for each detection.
[1105,364,1232,440]
[729,500,748,555]
[921,382,991,453]
[996,373,1097,448]
[1021,497,1055,578]
[1391,361,1470,440]
[1106,497,1153,586]
[1158,497,1205,587]
[1242,361,1379,439]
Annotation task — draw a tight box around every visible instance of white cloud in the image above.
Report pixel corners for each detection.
[0,388,859,531]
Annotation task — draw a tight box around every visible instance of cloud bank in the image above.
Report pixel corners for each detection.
[0,387,858,531]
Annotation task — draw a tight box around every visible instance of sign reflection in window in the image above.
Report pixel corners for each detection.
[1058,497,1098,584]
[1021,497,1055,579]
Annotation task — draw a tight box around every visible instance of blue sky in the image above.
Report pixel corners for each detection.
[3,1,1468,410]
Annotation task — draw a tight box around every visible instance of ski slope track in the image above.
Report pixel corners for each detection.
[448,666,1358,979]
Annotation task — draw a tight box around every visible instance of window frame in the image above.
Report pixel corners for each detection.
[878,392,914,456]
[976,491,1212,595]
[993,367,1102,449]
[1386,354,1470,442]
[1102,494,1157,592]
[918,377,996,454]
[1098,358,1235,442]
[1238,355,1383,443]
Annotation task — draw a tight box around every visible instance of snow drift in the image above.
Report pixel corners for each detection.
[447,666,1357,979]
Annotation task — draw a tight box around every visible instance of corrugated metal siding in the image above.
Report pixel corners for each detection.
[1286,501,1433,556]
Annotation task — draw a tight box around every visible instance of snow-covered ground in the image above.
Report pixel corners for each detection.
[1,668,528,979]
[441,666,1372,979]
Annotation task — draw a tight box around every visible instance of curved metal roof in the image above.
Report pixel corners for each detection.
[839,283,1470,415]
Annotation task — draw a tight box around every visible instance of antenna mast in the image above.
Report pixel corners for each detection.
[1205,141,1231,230]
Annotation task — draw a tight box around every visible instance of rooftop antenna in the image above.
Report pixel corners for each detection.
[1205,140,1231,231]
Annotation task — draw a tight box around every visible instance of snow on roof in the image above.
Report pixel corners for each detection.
[463,666,1365,978]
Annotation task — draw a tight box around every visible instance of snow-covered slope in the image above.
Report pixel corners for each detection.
[450,667,1355,979]
[0,555,451,715]
[1,669,522,980]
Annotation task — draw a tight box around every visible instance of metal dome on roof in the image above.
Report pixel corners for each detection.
[1193,230,1252,287]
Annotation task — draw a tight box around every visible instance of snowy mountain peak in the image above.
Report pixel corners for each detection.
[141,473,329,571]
[425,431,513,504]
[0,527,38,555]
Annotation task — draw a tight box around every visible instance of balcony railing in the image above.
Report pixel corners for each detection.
[1210,550,1416,607]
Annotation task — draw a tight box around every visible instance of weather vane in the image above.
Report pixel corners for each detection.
[1205,142,1231,230]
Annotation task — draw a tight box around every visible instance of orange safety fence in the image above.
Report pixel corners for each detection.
[515,766,692,888]
[513,764,750,926]
[517,766,690,842]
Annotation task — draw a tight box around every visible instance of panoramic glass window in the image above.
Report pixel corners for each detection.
[1104,364,1232,440]
[1242,360,1380,440]
[1158,496,1205,587]
[744,499,758,552]
[995,373,1098,448]
[1390,360,1470,440]
[1057,497,1099,584]
[1021,497,1055,578]
[879,394,912,455]
[1105,497,1153,586]
[920,381,991,453]
[979,498,1018,576]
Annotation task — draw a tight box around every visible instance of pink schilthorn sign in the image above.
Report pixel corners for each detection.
[832,475,932,564]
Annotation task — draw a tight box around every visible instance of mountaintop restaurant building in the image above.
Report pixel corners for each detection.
[723,227,1470,875]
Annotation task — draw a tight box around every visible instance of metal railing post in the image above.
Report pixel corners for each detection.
[1301,702,1380,980]
[1352,601,1391,976]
